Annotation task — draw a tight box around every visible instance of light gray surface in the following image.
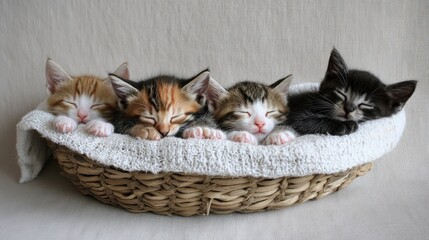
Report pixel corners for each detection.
[1,1,428,239]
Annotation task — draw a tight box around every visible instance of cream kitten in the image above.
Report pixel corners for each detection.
[46,59,128,136]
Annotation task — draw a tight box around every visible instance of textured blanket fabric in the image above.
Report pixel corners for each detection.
[16,84,406,183]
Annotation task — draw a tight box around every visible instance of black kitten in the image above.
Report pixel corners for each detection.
[287,48,417,136]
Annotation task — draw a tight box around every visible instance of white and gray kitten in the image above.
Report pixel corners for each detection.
[213,75,296,145]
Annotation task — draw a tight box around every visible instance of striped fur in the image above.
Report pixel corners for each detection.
[46,59,128,136]
[47,75,118,121]
[214,76,293,144]
[110,70,222,140]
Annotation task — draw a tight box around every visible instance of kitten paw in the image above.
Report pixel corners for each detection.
[330,121,358,135]
[263,130,296,145]
[85,120,114,137]
[227,131,258,145]
[183,127,226,140]
[131,125,162,141]
[53,116,77,133]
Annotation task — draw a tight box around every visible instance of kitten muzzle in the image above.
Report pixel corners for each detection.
[158,129,170,137]
[344,103,357,114]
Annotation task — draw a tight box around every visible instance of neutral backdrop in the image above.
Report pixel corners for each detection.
[1,1,428,239]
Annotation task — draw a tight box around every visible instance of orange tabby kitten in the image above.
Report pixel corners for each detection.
[46,59,129,136]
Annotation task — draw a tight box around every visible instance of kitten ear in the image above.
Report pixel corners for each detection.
[325,48,348,80]
[182,69,211,98]
[112,62,130,79]
[45,58,73,94]
[205,77,228,112]
[386,80,417,112]
[271,74,293,95]
[109,74,139,102]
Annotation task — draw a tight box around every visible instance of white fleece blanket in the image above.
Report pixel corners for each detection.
[16,84,406,183]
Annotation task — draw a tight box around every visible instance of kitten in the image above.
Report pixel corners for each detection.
[46,59,129,136]
[213,75,296,145]
[287,48,417,135]
[109,70,225,140]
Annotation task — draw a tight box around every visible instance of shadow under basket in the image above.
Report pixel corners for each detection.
[48,141,373,216]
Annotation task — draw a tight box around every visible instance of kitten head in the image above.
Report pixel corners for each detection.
[319,48,417,122]
[214,75,292,141]
[46,59,128,123]
[110,70,219,137]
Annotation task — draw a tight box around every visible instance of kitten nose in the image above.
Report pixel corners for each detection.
[344,103,356,114]
[159,129,170,137]
[158,125,170,137]
[254,120,265,129]
[77,110,88,121]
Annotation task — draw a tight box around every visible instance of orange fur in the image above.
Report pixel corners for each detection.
[124,81,201,137]
[47,75,118,118]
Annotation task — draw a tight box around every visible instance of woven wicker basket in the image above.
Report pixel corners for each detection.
[48,141,373,216]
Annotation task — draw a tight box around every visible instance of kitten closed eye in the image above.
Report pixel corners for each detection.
[109,69,226,140]
[140,116,156,125]
[90,103,106,110]
[234,111,251,117]
[46,59,127,136]
[214,75,293,145]
[170,114,187,124]
[265,110,279,117]
[334,90,347,101]
[286,48,416,136]
[63,100,77,108]
[358,103,374,110]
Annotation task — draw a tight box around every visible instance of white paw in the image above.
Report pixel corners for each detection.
[227,131,258,145]
[263,130,296,145]
[53,115,77,133]
[183,127,226,140]
[85,119,114,137]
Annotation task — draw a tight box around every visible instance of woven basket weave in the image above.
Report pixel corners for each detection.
[48,141,373,216]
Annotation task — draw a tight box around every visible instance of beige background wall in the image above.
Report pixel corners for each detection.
[0,1,428,239]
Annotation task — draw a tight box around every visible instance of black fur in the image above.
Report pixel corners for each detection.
[109,72,218,138]
[287,48,417,136]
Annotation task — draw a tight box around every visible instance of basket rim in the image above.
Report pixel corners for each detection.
[32,110,403,178]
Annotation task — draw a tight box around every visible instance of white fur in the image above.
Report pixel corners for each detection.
[263,129,296,145]
[85,119,114,137]
[183,127,226,140]
[62,95,102,123]
[227,131,258,145]
[53,115,77,133]
[228,100,280,144]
